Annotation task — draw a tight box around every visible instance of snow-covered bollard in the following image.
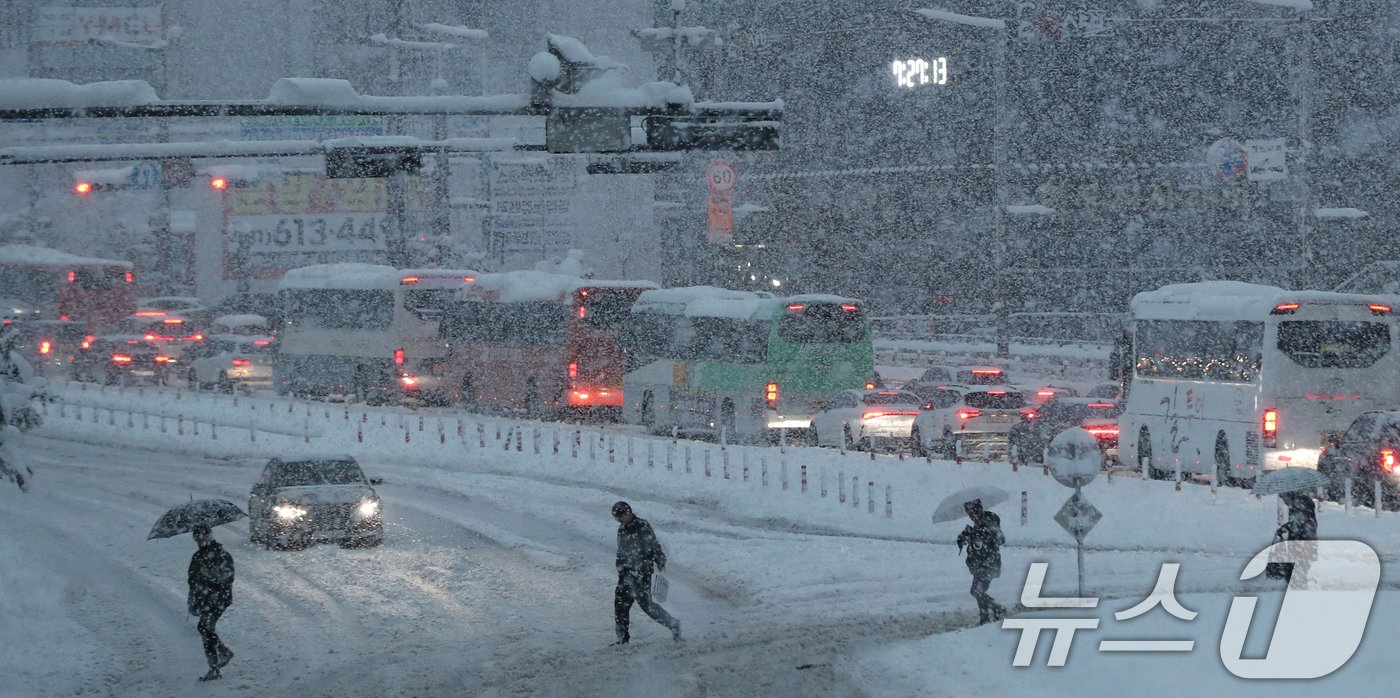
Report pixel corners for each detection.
[704,448,711,477]
[885,486,893,518]
[821,469,827,497]
[838,470,845,503]
[851,476,859,508]
[684,444,692,474]
[800,464,807,493]
[722,447,730,479]
[1377,480,1383,519]
[1021,491,1028,526]
[608,435,615,463]
[626,437,633,465]
[781,459,789,490]
[647,440,654,469]
[1344,477,1352,514]
[867,481,875,514]
[516,429,523,453]
[761,456,769,487]
[418,415,424,432]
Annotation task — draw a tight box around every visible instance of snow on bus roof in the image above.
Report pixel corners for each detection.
[277,263,401,290]
[467,270,656,303]
[1132,281,1392,319]
[0,244,133,269]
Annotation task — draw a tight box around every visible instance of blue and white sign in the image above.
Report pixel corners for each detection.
[1206,138,1247,180]
[128,161,162,189]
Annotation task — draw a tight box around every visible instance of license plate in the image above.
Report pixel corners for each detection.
[131,370,155,377]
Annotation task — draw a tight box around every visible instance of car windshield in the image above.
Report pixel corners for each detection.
[863,391,919,406]
[960,370,1007,385]
[964,391,1026,409]
[270,460,365,487]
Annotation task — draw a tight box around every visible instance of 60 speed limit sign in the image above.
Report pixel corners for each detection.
[706,160,737,193]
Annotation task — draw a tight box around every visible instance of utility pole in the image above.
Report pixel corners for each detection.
[1291,12,1315,289]
[991,26,1010,358]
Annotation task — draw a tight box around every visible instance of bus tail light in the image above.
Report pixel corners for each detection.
[1262,408,1279,448]
[393,348,404,366]
[1371,304,1393,315]
[957,409,981,420]
[38,340,51,355]
[154,355,175,364]
[1382,449,1396,474]
[110,354,132,364]
[865,381,876,390]
[568,362,578,379]
[578,306,587,319]
[840,304,859,312]
[863,410,918,419]
[81,335,94,350]
[401,375,418,388]
[125,271,133,283]
[765,382,779,407]
[230,358,251,367]
[67,271,76,282]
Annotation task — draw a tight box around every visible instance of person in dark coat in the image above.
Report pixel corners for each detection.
[1266,492,1318,584]
[188,526,235,681]
[957,499,1007,624]
[611,501,681,644]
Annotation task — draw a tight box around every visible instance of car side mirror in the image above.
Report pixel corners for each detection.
[369,477,383,486]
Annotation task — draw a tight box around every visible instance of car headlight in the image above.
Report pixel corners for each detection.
[273,503,307,520]
[357,498,381,517]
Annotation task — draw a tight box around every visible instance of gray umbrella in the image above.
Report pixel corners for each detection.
[1253,467,1329,496]
[148,499,247,540]
[932,485,1010,524]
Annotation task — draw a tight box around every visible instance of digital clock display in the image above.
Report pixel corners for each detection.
[891,57,949,87]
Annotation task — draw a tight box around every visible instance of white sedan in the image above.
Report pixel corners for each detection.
[811,389,925,451]
[185,334,276,392]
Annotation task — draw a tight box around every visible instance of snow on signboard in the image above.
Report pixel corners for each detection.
[1246,138,1287,182]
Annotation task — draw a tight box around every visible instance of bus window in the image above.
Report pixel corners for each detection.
[578,289,637,329]
[441,301,566,344]
[1134,319,1262,382]
[778,303,864,344]
[689,318,768,364]
[403,289,455,321]
[288,289,393,330]
[1277,321,1391,369]
[0,268,56,305]
[73,267,125,290]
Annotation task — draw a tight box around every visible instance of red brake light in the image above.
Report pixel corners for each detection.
[1371,304,1392,315]
[74,182,92,195]
[864,409,918,419]
[110,354,132,364]
[1262,408,1279,448]
[393,348,404,366]
[127,339,139,345]
[1085,426,1120,437]
[67,271,76,282]
[580,289,589,297]
[230,358,251,367]
[865,381,876,390]
[154,355,173,363]
[401,275,420,284]
[38,340,51,355]
[987,390,1007,395]
[1271,302,1300,315]
[1382,449,1396,474]
[134,310,166,317]
[578,306,587,319]
[1021,409,1038,420]
[401,375,418,387]
[958,409,981,420]
[786,303,805,311]
[1037,390,1055,397]
[971,369,1002,376]
[253,339,270,346]
[1087,402,1116,408]
[124,271,133,283]
[840,304,859,312]
[568,362,578,379]
[210,177,228,190]
[464,275,476,282]
[765,382,779,405]
[144,334,155,341]
[162,318,183,324]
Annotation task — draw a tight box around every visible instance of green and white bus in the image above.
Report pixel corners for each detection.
[621,287,875,442]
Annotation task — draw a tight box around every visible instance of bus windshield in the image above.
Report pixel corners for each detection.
[0,268,57,306]
[777,303,864,344]
[624,313,768,366]
[287,289,393,330]
[578,288,641,330]
[1277,321,1390,369]
[1134,319,1263,382]
[442,301,568,344]
[73,267,126,290]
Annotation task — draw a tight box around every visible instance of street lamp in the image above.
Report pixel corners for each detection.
[913,7,1012,356]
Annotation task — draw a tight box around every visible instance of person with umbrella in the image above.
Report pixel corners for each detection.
[1255,468,1323,585]
[149,498,244,681]
[958,499,1007,624]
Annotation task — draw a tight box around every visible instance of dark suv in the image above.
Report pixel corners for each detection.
[70,335,173,386]
[1317,411,1400,509]
[248,456,384,549]
[1009,398,1123,465]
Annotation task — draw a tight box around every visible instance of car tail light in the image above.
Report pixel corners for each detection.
[1369,303,1392,315]
[163,318,184,325]
[1021,409,1038,420]
[253,339,271,346]
[1087,402,1116,408]
[1085,426,1120,438]
[38,340,51,355]
[134,310,165,317]
[840,304,859,312]
[125,271,133,283]
[765,382,779,407]
[1271,303,1300,315]
[786,303,805,311]
[154,355,174,364]
[865,381,876,390]
[864,410,918,419]
[110,354,132,364]
[971,369,1002,376]
[1262,408,1278,448]
[401,275,421,284]
[1036,390,1055,397]
[230,358,251,367]
[401,375,418,387]
[987,390,1007,395]
[1382,449,1396,474]
[67,271,75,282]
[144,334,155,341]
[393,348,404,366]
[81,335,94,350]
[957,409,981,420]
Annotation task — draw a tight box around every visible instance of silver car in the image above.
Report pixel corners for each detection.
[248,456,384,549]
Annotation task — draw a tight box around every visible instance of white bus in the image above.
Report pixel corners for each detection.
[274,263,476,402]
[1120,281,1400,483]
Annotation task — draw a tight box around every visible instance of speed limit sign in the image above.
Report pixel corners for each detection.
[706,160,737,193]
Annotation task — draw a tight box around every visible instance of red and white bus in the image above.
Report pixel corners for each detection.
[0,244,136,331]
[432,271,657,417]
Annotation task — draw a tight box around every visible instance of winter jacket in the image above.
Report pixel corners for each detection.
[958,511,1005,579]
[188,541,234,616]
[616,517,666,575]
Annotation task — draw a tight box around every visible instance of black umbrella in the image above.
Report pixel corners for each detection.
[148,499,247,540]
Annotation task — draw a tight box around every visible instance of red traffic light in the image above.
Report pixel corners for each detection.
[209,177,228,190]
[74,181,93,195]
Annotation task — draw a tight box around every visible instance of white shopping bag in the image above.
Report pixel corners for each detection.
[651,573,670,603]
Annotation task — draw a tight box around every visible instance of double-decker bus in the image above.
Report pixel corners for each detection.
[274,264,477,402]
[435,271,658,417]
[621,287,875,442]
[1120,281,1400,483]
[0,244,135,330]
